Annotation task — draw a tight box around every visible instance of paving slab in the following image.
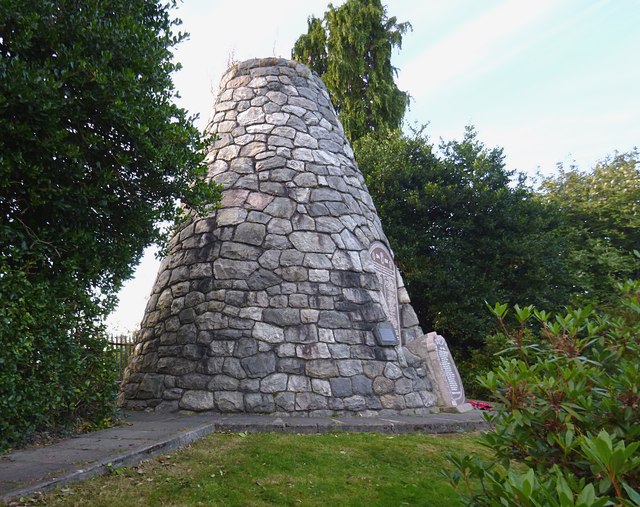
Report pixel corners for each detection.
[1,410,490,505]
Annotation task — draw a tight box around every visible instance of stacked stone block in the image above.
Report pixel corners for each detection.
[119,57,437,416]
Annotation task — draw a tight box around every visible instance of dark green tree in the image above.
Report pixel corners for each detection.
[0,0,220,448]
[354,127,572,353]
[292,0,410,143]
[538,151,640,306]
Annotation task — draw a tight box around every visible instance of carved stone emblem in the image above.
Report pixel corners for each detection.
[368,241,401,337]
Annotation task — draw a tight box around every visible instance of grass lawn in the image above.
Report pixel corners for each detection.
[36,432,488,506]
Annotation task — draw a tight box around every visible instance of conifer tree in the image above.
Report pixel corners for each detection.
[292,0,410,143]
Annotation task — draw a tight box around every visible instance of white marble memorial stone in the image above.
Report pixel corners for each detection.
[431,333,464,405]
[406,331,473,413]
[427,332,472,412]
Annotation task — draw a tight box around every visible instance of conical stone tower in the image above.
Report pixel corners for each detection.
[119,58,441,416]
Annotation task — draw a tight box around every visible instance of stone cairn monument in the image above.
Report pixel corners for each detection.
[119,57,470,416]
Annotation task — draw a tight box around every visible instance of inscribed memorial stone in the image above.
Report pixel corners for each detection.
[423,332,472,412]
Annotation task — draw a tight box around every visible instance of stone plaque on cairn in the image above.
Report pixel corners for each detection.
[368,241,401,341]
[118,57,467,416]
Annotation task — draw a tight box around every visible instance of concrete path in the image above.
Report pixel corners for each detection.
[0,410,489,505]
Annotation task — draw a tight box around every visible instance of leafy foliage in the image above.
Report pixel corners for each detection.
[0,0,221,449]
[447,281,640,505]
[292,0,410,143]
[538,151,640,306]
[354,127,572,353]
[0,261,118,449]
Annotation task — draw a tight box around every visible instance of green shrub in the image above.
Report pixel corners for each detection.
[457,332,511,400]
[447,280,640,505]
[0,263,117,451]
[1,0,221,452]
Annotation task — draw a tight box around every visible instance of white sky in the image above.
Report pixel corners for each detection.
[106,0,640,334]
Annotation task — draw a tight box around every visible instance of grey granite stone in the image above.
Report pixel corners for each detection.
[372,376,395,395]
[278,358,305,375]
[284,324,317,343]
[222,357,247,379]
[252,322,285,343]
[233,222,266,246]
[260,373,288,393]
[306,360,339,379]
[295,392,328,411]
[288,374,311,392]
[337,359,363,376]
[384,363,403,380]
[215,391,244,412]
[180,390,215,411]
[274,391,296,411]
[241,352,277,378]
[262,308,301,326]
[311,379,332,396]
[330,377,353,397]
[343,395,366,411]
[289,231,337,253]
[208,375,240,391]
[245,393,275,412]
